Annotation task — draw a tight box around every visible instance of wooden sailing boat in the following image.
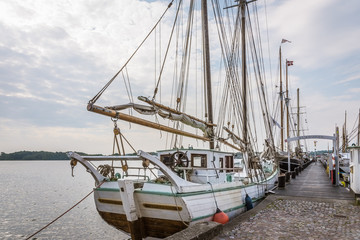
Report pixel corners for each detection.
[275,43,308,172]
[68,1,279,239]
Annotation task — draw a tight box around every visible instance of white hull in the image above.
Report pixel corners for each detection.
[94,169,278,238]
[68,150,278,238]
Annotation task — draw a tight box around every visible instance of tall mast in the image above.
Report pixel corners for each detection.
[279,47,284,151]
[345,110,347,150]
[241,0,247,148]
[358,108,360,146]
[297,88,300,148]
[201,0,214,149]
[343,110,347,152]
[286,59,290,151]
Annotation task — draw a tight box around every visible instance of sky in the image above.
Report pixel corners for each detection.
[0,0,359,154]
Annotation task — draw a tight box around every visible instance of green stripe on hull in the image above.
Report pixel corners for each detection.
[191,196,264,222]
[94,169,278,197]
[95,187,120,192]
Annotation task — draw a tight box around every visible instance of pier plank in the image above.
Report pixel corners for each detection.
[275,162,354,200]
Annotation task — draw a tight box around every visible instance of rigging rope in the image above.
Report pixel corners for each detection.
[90,0,175,105]
[348,114,359,142]
[246,4,275,154]
[25,181,105,240]
[153,0,184,100]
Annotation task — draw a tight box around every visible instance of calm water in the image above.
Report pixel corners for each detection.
[0,161,128,240]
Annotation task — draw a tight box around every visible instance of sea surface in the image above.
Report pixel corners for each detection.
[0,161,128,240]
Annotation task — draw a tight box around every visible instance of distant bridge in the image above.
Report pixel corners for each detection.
[286,135,336,142]
[285,134,339,186]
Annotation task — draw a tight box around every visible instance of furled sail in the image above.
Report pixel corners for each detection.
[138,96,214,137]
[223,126,245,151]
[107,99,213,138]
[106,103,156,115]
[157,110,212,138]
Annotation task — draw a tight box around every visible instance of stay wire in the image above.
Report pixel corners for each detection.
[153,0,184,100]
[90,0,175,104]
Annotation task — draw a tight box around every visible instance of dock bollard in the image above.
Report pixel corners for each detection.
[295,167,299,176]
[285,172,291,182]
[278,175,286,188]
[291,171,296,179]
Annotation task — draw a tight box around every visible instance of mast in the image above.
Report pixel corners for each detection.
[279,47,284,151]
[286,59,289,151]
[201,0,214,149]
[342,110,347,152]
[358,108,360,146]
[297,88,300,148]
[241,0,247,148]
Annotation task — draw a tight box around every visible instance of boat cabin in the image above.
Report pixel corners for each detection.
[157,148,246,184]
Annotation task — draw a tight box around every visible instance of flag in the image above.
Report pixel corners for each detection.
[271,117,281,129]
[287,60,293,66]
[281,39,291,44]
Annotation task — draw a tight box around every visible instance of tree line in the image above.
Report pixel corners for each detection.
[0,151,101,160]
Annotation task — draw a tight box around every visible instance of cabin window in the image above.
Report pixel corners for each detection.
[191,154,207,168]
[225,156,233,172]
[219,158,224,172]
[160,154,173,167]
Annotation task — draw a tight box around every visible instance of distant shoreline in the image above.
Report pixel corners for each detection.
[0,151,102,161]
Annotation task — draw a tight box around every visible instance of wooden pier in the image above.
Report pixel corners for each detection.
[275,161,354,200]
[210,162,359,240]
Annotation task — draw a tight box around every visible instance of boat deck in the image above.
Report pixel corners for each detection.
[275,162,354,200]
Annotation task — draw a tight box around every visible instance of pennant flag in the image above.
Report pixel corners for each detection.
[281,39,291,44]
[287,60,294,66]
[271,117,281,129]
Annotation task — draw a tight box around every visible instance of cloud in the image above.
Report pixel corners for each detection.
[349,88,360,94]
[0,0,359,153]
[335,74,360,85]
[0,0,180,153]
[266,0,360,69]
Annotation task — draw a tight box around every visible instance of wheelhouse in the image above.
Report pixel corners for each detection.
[157,148,245,184]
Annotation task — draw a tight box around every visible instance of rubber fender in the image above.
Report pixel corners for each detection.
[245,194,253,210]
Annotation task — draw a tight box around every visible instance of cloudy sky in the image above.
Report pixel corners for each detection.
[0,0,359,154]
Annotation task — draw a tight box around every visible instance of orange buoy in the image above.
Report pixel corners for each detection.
[213,208,229,224]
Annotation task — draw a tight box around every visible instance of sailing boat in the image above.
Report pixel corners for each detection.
[68,1,279,239]
[274,44,309,172]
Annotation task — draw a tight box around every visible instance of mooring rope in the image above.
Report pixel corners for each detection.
[25,181,105,240]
